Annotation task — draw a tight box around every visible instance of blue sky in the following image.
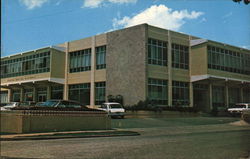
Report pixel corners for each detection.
[2,0,250,56]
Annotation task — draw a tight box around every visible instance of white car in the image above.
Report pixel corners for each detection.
[0,102,20,111]
[227,103,250,114]
[98,102,125,118]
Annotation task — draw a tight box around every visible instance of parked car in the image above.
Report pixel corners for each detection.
[97,102,125,118]
[0,102,20,111]
[35,102,45,107]
[227,103,250,114]
[39,100,86,108]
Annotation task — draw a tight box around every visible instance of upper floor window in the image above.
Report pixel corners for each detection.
[148,38,167,66]
[69,49,91,73]
[172,43,189,69]
[96,46,106,70]
[1,51,50,78]
[207,45,250,75]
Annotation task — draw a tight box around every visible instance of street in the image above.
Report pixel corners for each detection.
[1,117,250,159]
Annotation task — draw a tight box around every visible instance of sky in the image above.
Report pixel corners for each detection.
[2,0,250,57]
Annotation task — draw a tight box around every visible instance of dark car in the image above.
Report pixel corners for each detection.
[40,100,85,108]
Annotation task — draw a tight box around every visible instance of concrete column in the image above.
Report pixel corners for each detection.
[8,89,13,102]
[189,83,193,107]
[188,36,193,107]
[63,42,69,100]
[208,82,213,109]
[167,31,173,106]
[90,36,96,108]
[20,88,24,102]
[225,81,229,108]
[47,85,51,100]
[33,87,37,102]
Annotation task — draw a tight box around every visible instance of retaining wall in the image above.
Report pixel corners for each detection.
[1,110,111,134]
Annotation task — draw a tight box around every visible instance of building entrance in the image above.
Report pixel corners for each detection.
[38,94,47,102]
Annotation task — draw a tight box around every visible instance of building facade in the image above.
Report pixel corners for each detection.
[1,24,250,111]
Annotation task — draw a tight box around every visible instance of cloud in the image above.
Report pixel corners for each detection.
[19,0,49,9]
[241,45,250,50]
[222,12,233,19]
[82,0,137,8]
[112,4,204,31]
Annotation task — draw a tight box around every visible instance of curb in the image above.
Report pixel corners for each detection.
[0,130,140,141]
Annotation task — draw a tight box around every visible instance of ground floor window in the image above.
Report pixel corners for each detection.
[148,78,168,106]
[12,90,21,102]
[228,88,240,107]
[172,81,189,106]
[37,87,47,102]
[69,83,90,105]
[0,91,8,103]
[51,85,64,100]
[95,82,106,105]
[212,86,225,107]
[24,88,33,101]
[243,88,250,103]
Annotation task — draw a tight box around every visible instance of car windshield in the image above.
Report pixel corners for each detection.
[110,104,122,109]
[5,103,16,106]
[41,101,59,107]
[234,104,246,108]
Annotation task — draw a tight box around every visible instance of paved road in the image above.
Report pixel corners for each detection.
[1,117,250,159]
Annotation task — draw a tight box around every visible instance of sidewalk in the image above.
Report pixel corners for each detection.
[0,129,140,141]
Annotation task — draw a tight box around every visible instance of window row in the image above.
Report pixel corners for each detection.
[148,79,190,106]
[207,45,250,75]
[68,82,106,105]
[147,39,189,70]
[1,52,50,78]
[11,85,63,102]
[69,46,107,73]
[1,51,50,65]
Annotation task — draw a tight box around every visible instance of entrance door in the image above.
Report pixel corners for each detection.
[38,94,47,102]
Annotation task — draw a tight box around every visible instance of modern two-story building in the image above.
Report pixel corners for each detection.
[1,24,250,112]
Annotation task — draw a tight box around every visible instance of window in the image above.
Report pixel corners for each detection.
[69,49,91,73]
[12,90,21,102]
[51,85,64,100]
[148,78,168,106]
[172,43,189,69]
[212,86,225,107]
[1,51,50,78]
[24,89,33,102]
[243,88,250,103]
[148,38,167,66]
[228,88,240,107]
[172,81,189,106]
[95,82,106,105]
[207,45,250,75]
[68,83,90,105]
[96,46,106,69]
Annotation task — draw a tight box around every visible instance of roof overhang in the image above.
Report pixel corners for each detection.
[190,39,208,47]
[191,74,250,84]
[1,78,65,89]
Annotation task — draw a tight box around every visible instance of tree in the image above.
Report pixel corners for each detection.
[233,0,250,5]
